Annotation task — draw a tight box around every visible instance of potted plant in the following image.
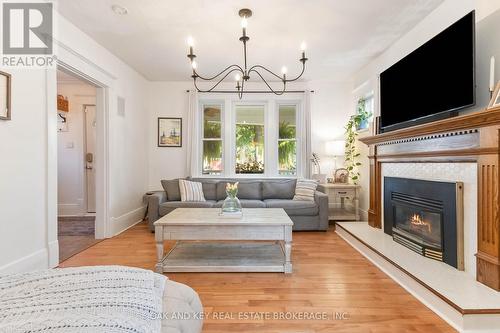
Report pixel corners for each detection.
[344,104,372,184]
[355,97,371,131]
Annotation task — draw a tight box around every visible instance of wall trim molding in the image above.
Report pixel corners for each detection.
[48,240,59,268]
[53,38,118,81]
[0,249,48,275]
[111,206,147,236]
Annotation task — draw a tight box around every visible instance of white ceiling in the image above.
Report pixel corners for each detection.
[55,0,443,82]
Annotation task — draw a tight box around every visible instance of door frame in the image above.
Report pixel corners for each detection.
[83,103,97,214]
[53,64,109,241]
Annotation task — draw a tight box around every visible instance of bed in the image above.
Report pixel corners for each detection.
[0,266,203,333]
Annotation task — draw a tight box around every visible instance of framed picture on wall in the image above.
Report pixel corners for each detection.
[158,117,182,147]
[0,71,11,120]
[489,82,500,109]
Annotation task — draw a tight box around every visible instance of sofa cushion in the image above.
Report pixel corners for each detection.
[161,179,183,201]
[293,179,319,201]
[179,179,205,202]
[159,201,216,216]
[264,199,318,216]
[216,181,262,200]
[189,179,218,201]
[262,179,296,199]
[213,199,265,208]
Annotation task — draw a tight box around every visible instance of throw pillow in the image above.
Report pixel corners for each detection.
[179,179,206,202]
[293,179,318,201]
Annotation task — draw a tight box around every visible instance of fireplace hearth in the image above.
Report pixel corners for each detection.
[384,177,464,269]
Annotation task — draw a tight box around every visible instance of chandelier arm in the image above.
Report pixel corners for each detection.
[238,78,244,99]
[247,65,283,81]
[194,68,244,93]
[249,69,286,95]
[194,64,244,81]
[283,61,306,82]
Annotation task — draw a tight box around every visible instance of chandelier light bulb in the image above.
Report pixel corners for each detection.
[281,66,288,75]
[187,36,194,47]
[235,73,241,81]
[191,61,197,69]
[300,42,307,51]
[241,17,248,28]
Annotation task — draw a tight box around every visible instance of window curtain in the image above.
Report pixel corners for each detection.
[299,91,312,178]
[186,90,199,176]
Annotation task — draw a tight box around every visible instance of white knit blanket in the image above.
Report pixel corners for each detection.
[0,266,166,333]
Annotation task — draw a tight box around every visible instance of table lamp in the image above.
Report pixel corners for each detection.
[325,140,345,170]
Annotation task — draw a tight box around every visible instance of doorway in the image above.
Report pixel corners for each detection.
[84,105,96,213]
[56,69,100,262]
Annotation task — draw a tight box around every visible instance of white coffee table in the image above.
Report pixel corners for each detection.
[154,208,293,274]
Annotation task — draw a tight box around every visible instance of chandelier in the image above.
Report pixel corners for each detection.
[187,8,308,99]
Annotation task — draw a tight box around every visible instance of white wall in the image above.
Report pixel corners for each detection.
[0,69,52,273]
[146,80,353,189]
[351,0,500,216]
[0,10,149,273]
[57,83,96,216]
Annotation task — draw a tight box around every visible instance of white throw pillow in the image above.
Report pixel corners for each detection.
[293,179,318,201]
[179,179,206,202]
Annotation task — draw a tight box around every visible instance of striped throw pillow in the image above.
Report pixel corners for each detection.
[179,179,206,202]
[293,179,318,201]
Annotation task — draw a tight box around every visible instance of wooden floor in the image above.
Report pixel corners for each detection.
[59,222,456,333]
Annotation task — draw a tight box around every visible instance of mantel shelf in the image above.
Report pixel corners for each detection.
[360,105,500,146]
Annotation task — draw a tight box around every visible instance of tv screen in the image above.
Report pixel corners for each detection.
[380,11,475,132]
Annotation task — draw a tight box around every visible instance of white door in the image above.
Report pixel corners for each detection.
[84,105,96,213]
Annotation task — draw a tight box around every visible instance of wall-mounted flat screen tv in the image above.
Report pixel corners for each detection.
[379,11,475,132]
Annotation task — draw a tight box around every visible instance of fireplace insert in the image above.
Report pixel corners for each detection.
[384,177,464,269]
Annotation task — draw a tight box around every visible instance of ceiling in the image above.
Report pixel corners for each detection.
[55,0,443,82]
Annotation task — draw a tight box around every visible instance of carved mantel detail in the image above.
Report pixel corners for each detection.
[359,106,500,291]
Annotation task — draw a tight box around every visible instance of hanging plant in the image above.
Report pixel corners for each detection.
[345,100,372,184]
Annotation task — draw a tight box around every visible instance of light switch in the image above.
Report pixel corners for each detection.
[66,142,74,149]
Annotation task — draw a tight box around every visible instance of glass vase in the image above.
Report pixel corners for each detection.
[221,191,242,214]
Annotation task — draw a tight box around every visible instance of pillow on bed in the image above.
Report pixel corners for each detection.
[179,179,206,202]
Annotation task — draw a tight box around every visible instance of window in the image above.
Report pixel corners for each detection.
[198,97,304,177]
[235,105,265,174]
[278,105,297,176]
[202,104,223,175]
[356,93,374,131]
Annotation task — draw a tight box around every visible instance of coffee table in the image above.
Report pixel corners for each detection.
[154,208,293,274]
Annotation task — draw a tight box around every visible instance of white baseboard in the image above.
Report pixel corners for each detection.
[48,240,59,268]
[58,202,85,216]
[0,248,49,275]
[359,208,368,221]
[110,206,146,236]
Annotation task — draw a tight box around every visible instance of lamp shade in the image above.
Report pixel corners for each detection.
[325,140,345,156]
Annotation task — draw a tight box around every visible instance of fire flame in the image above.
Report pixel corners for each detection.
[410,214,432,233]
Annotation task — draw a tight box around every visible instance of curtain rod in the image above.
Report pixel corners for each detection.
[186,90,314,94]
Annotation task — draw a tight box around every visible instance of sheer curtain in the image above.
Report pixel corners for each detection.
[186,90,199,176]
[299,90,312,178]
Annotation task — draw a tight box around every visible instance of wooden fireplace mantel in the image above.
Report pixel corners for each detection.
[359,105,500,291]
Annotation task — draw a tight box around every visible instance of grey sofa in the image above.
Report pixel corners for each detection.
[146,178,329,232]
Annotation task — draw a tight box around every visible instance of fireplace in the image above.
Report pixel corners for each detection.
[384,177,464,269]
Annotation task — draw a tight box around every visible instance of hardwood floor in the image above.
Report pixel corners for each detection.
[59,221,456,333]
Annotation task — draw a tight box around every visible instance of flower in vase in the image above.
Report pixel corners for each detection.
[226,182,239,197]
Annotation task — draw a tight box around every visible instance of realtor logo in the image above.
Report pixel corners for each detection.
[2,3,53,55]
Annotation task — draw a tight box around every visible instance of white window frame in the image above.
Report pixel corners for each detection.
[276,101,300,177]
[197,93,304,178]
[199,100,225,177]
